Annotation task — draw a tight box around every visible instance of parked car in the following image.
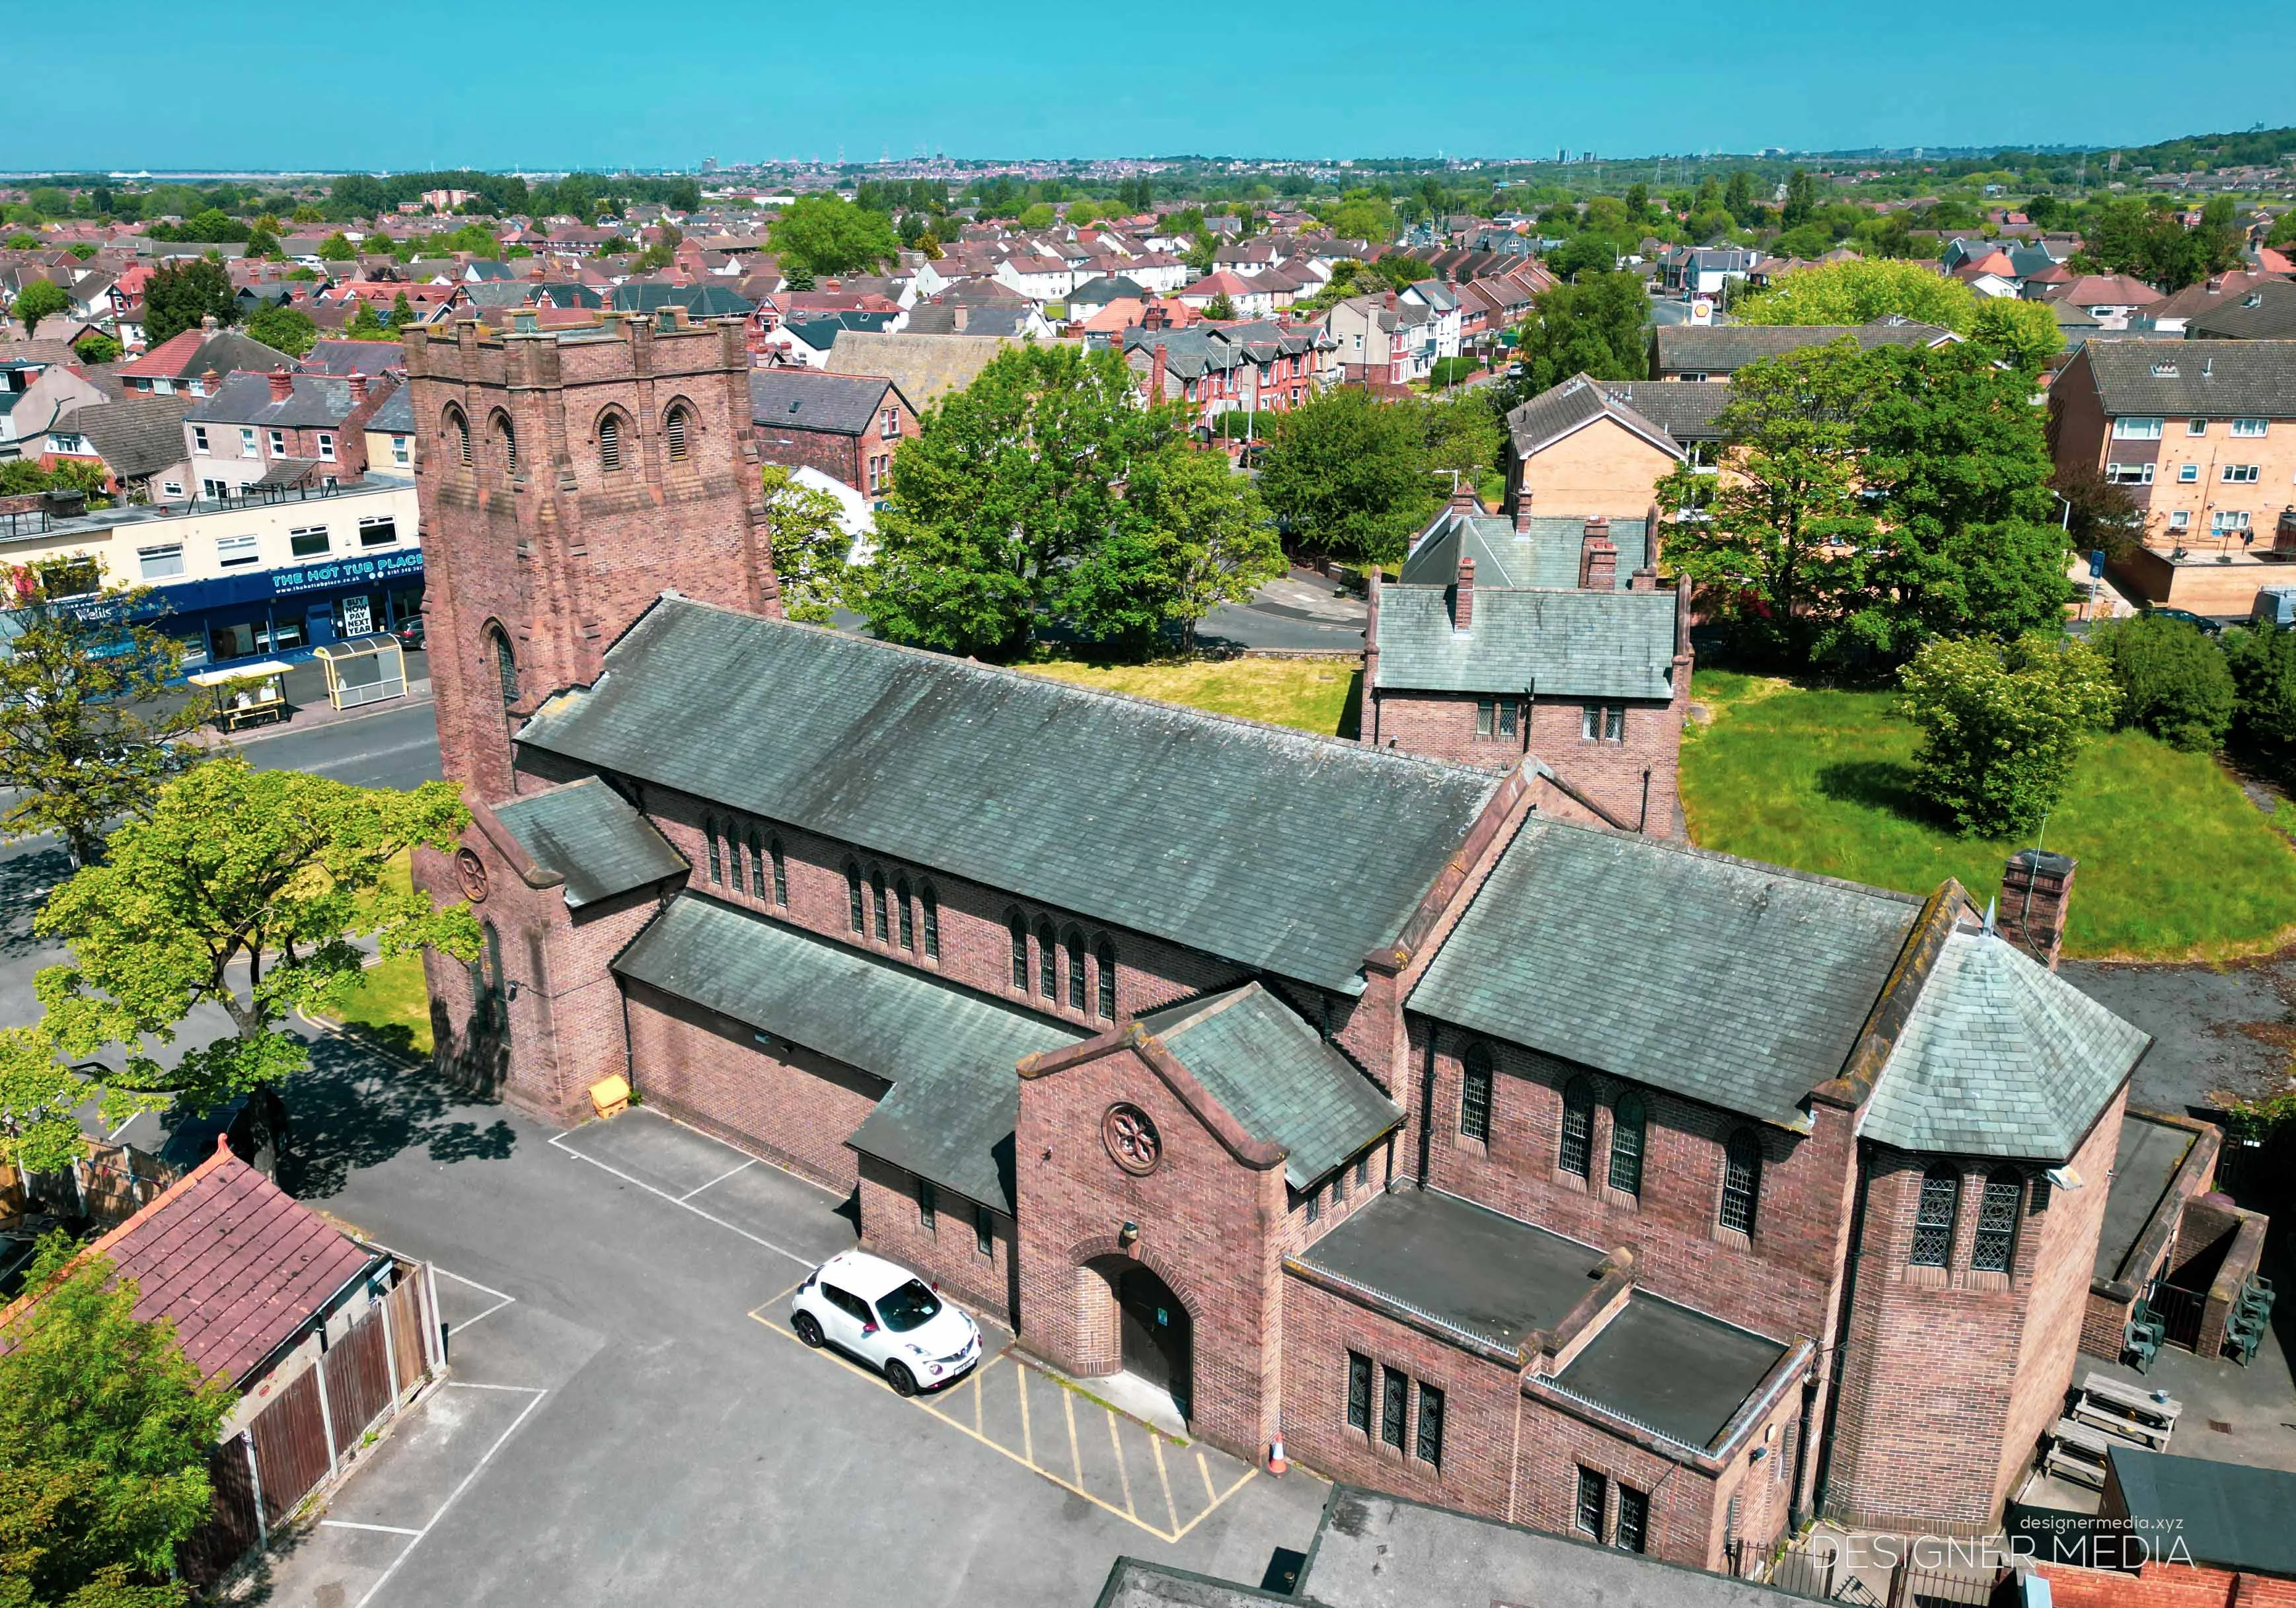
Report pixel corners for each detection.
[2250,587,2296,631]
[393,616,427,651]
[789,1250,981,1395]
[2146,606,2225,637]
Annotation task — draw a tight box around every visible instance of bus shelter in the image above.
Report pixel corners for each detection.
[312,634,408,712]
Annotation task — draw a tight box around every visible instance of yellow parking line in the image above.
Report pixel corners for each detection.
[973,1370,984,1436]
[1199,1449,1218,1507]
[1108,1408,1135,1517]
[1168,1462,1261,1543]
[1019,1362,1033,1465]
[1152,1432,1178,1533]
[1063,1384,1082,1487]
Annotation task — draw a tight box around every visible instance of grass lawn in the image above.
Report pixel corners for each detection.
[1021,655,1362,737]
[328,848,433,1058]
[1682,671,2296,961]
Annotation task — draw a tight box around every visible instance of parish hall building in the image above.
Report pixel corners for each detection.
[401,311,2152,1576]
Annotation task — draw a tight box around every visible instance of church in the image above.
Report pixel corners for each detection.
[404,309,2151,1574]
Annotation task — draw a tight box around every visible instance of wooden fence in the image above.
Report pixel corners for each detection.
[182,1262,443,1588]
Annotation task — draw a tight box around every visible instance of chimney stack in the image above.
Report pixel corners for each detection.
[1453,554,1475,632]
[953,303,969,332]
[1149,340,1167,404]
[200,313,219,332]
[1997,850,2076,970]
[268,367,294,404]
[1512,482,1533,534]
[1579,517,1617,591]
[348,372,369,404]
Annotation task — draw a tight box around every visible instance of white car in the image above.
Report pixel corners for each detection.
[790,1250,982,1395]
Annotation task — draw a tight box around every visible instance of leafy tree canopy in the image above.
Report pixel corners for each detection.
[1500,270,1648,404]
[244,303,318,358]
[1734,257,1978,330]
[768,194,901,278]
[1256,387,1437,566]
[2092,614,2235,752]
[9,279,70,338]
[141,260,236,347]
[759,464,852,625]
[1058,445,1281,655]
[1898,634,2118,838]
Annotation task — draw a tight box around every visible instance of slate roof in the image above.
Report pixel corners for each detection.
[65,392,191,479]
[518,601,1497,994]
[116,327,294,383]
[2107,1446,2296,1576]
[2077,339,2296,419]
[749,368,895,435]
[1550,1292,1787,1451]
[299,338,409,376]
[2188,283,2296,341]
[1,1143,382,1387]
[608,282,755,317]
[1411,819,1925,1126]
[613,893,1082,1212]
[1596,379,1734,443]
[1652,319,1954,375]
[1070,274,1149,305]
[493,778,686,910]
[827,330,1038,402]
[1138,984,1402,1190]
[367,385,413,433]
[1401,512,1653,589]
[1861,931,2149,1163]
[1506,373,1685,461]
[1373,584,1679,700]
[184,371,361,429]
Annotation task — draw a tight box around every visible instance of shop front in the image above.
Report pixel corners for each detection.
[151,547,426,670]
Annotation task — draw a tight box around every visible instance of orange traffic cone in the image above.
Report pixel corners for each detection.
[1269,1436,1288,1476]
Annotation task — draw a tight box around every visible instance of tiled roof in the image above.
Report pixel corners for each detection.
[749,368,895,436]
[1506,373,1685,461]
[6,1144,381,1387]
[2079,339,2296,418]
[1402,513,1652,590]
[1138,984,1402,1190]
[367,385,414,433]
[1861,931,2149,1162]
[519,600,1497,994]
[116,328,294,382]
[1653,319,1954,375]
[825,330,1037,404]
[184,371,361,429]
[614,893,1082,1212]
[493,778,686,910]
[1595,379,1734,443]
[299,338,408,376]
[1411,819,1925,1125]
[65,392,192,479]
[1373,583,1679,701]
[2188,281,2296,341]
[2055,274,2162,307]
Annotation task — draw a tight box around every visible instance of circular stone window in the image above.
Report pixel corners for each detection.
[1102,1103,1162,1175]
[454,848,490,902]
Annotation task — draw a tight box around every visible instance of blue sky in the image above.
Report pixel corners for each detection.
[14,4,2295,172]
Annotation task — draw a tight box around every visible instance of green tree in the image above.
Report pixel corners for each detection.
[72,330,123,363]
[759,464,851,625]
[1657,340,1876,659]
[1724,170,1758,226]
[2225,624,2296,749]
[769,194,901,277]
[1203,292,1236,320]
[0,567,207,869]
[1502,270,1648,402]
[9,279,70,338]
[346,299,391,340]
[1734,257,1977,330]
[317,231,357,261]
[1898,633,2118,837]
[1016,202,1057,231]
[1781,169,1818,229]
[1257,388,1436,566]
[1966,295,2063,377]
[1325,190,1398,244]
[2092,614,2235,752]
[141,259,235,347]
[242,225,280,260]
[0,1235,233,1608]
[1543,234,1621,280]
[35,756,481,1117]
[856,344,1175,658]
[1423,391,1504,488]
[2268,211,2296,249]
[387,291,416,330]
[245,303,318,357]
[1059,446,1280,655]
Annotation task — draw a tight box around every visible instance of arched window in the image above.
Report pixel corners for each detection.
[492,411,517,476]
[870,867,889,941]
[897,877,916,951]
[705,818,723,885]
[444,405,471,468]
[1972,1169,2022,1273]
[1035,917,1057,998]
[474,920,505,1025]
[1008,911,1028,990]
[1608,1091,1645,1196]
[1558,1077,1594,1178]
[747,830,765,899]
[597,411,624,472]
[1460,1043,1494,1142]
[846,861,865,933]
[1911,1166,1960,1267]
[769,837,788,906]
[920,884,940,960]
[1720,1130,1761,1235]
[665,403,692,462]
[486,625,517,706]
[1065,928,1086,1011]
[1094,937,1116,1019]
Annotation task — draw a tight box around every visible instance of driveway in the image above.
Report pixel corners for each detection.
[250,1042,1325,1607]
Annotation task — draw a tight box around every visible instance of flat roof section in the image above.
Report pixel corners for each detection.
[1294,1187,1605,1353]
[2095,1114,2196,1284]
[1551,1292,1788,1451]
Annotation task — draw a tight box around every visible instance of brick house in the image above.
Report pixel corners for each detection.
[181,368,392,499]
[1502,373,1689,523]
[403,310,2151,1574]
[748,369,917,499]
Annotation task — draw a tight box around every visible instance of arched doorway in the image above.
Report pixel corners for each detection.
[1108,1261,1191,1419]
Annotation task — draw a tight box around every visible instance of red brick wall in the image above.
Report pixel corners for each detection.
[1370,688,1685,835]
[857,1155,1014,1325]
[2036,1560,2296,1608]
[1014,1039,1290,1463]
[623,980,886,1192]
[1514,1397,1722,1568]
[753,423,864,492]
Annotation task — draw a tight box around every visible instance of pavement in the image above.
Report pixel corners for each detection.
[244,1051,1325,1608]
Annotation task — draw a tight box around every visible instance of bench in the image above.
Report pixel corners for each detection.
[2046,1417,2114,1490]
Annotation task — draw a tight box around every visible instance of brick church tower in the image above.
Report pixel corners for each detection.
[405,311,780,804]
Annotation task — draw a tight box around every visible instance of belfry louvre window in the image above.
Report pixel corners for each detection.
[1460,1044,1493,1141]
[598,413,623,471]
[1559,1078,1594,1177]
[1972,1169,2022,1273]
[1347,1352,1372,1430]
[490,629,517,706]
[1608,1091,1646,1196]
[665,405,692,462]
[1380,1367,1407,1449]
[1911,1167,1960,1267]
[1721,1130,1761,1235]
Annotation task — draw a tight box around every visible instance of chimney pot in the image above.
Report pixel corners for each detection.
[1454,554,1475,632]
[348,372,369,403]
[1580,517,1617,591]
[200,313,219,332]
[267,367,293,403]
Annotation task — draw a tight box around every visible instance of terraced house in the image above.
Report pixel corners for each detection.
[402,311,2151,1578]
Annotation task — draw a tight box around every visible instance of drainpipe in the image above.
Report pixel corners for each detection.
[1805,1139,1874,1527]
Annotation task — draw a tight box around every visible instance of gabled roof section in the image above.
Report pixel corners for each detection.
[1401,512,1652,590]
[1595,379,1734,443]
[1411,819,1925,1125]
[613,893,1082,1211]
[2080,338,2296,417]
[493,777,686,910]
[1861,931,2149,1163]
[65,392,192,478]
[749,368,895,435]
[1652,320,1954,375]
[1137,984,1401,1190]
[1374,585,1678,701]
[1506,373,1686,463]
[521,601,1498,993]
